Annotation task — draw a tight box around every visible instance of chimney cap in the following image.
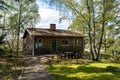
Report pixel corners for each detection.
[50,23,56,25]
[50,24,56,30]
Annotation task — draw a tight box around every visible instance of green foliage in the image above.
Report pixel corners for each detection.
[0,34,6,45]
[100,54,120,63]
[108,39,120,54]
[44,0,120,60]
[5,0,40,31]
[0,0,9,10]
[0,61,13,79]
[100,54,111,59]
[106,38,115,48]
[112,39,120,52]
[0,53,24,79]
[0,0,40,53]
[44,0,120,61]
[113,55,120,63]
[106,66,120,72]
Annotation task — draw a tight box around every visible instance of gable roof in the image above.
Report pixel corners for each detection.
[23,28,83,38]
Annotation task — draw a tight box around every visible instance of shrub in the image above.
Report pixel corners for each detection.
[100,54,111,59]
[82,49,91,59]
[106,66,120,72]
[108,39,120,55]
[113,55,120,62]
[106,66,117,72]
[0,48,4,54]
[84,49,90,54]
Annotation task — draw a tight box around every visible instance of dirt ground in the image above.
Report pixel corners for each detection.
[19,55,56,80]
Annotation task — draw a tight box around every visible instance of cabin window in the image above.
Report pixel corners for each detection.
[62,39,69,46]
[35,39,42,49]
[38,39,42,47]
[74,39,80,46]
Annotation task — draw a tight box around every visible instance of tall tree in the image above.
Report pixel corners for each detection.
[0,0,40,78]
[44,0,120,61]
[0,0,8,10]
[2,0,40,52]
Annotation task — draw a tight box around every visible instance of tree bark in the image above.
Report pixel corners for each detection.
[16,0,22,57]
[104,30,107,54]
[86,0,95,60]
[96,0,106,61]
[91,0,97,56]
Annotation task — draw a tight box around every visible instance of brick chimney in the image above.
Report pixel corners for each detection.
[50,24,56,30]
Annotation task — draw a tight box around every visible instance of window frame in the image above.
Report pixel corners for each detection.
[35,38,43,49]
[38,38,42,47]
[61,39,69,46]
[74,39,81,46]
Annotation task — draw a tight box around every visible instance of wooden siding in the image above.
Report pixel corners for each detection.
[57,37,84,53]
[23,34,33,55]
[32,36,84,55]
[23,34,84,55]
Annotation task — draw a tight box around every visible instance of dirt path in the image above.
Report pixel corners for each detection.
[19,55,55,80]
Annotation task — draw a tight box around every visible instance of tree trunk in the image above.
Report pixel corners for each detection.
[96,0,106,61]
[104,31,107,54]
[16,0,22,57]
[91,0,98,57]
[86,0,95,60]
[14,0,22,79]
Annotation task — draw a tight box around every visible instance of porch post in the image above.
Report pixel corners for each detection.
[32,36,34,56]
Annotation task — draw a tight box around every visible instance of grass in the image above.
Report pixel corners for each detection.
[0,53,24,80]
[47,60,120,80]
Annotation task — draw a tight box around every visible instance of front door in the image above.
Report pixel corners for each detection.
[51,38,57,52]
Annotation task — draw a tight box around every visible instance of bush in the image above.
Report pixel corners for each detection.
[108,39,120,55]
[100,54,111,59]
[0,48,4,54]
[113,55,120,62]
[82,49,91,59]
[106,66,116,72]
[106,66,120,72]
[84,49,90,54]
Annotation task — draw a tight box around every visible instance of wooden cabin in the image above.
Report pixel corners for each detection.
[23,24,84,57]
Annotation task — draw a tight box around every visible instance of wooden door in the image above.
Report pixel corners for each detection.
[51,38,57,52]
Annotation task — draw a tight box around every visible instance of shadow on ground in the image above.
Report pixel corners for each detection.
[48,64,120,80]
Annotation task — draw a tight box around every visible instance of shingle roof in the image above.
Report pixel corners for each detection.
[23,28,83,38]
